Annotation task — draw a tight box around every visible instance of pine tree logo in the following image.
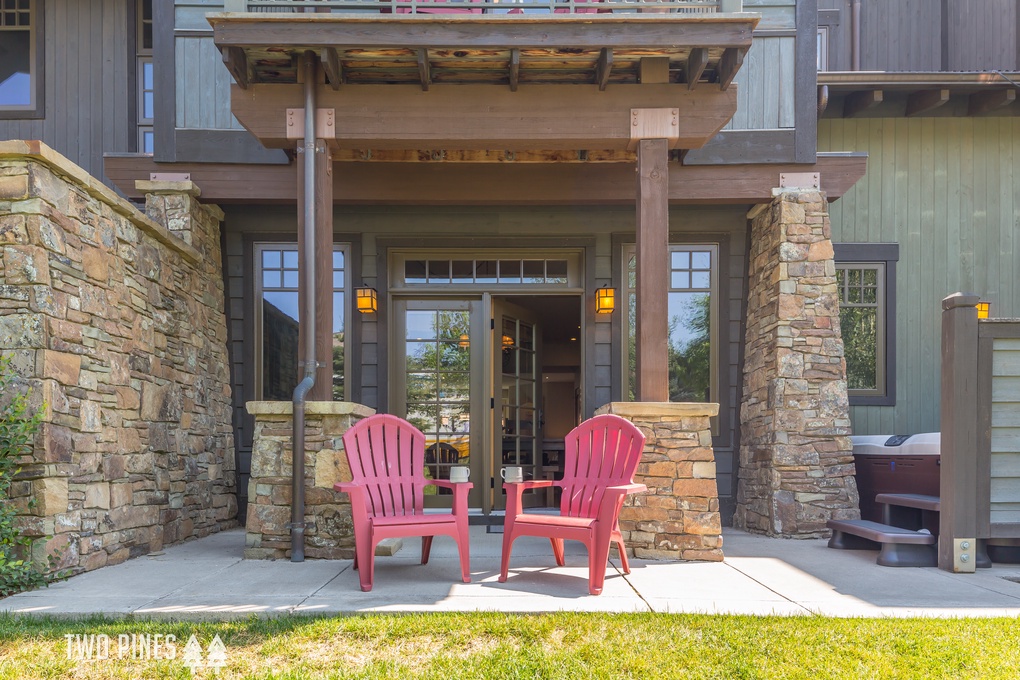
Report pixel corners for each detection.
[182,635,205,675]
[206,635,227,675]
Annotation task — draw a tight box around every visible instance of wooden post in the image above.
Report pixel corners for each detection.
[939,292,980,572]
[636,138,669,402]
[297,137,335,402]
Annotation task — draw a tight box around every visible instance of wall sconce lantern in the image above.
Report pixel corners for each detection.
[976,301,990,319]
[355,287,378,314]
[595,286,616,314]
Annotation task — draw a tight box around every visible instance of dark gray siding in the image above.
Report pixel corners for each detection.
[0,0,133,184]
[820,0,1019,72]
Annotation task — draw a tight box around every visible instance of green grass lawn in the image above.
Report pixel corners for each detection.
[0,612,1018,679]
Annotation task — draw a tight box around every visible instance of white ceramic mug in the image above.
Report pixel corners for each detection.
[500,466,524,483]
[450,466,470,483]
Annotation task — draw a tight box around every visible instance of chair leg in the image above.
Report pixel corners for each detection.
[588,531,613,596]
[550,538,565,567]
[421,536,434,565]
[456,524,471,583]
[616,539,631,575]
[356,537,376,592]
[499,531,515,583]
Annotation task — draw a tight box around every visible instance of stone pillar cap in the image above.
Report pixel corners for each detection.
[135,179,201,197]
[596,401,719,418]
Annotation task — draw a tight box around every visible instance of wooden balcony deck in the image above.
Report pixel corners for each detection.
[208,12,757,90]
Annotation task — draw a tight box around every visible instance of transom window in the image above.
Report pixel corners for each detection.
[393,251,582,289]
[0,0,42,117]
[255,244,348,400]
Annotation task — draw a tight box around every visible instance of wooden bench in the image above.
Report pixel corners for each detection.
[826,519,937,567]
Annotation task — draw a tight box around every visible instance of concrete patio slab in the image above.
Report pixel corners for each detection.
[4,527,1020,619]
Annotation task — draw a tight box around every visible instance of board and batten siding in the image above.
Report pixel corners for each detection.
[819,117,1020,437]
[722,36,796,131]
[819,0,1019,72]
[175,0,242,131]
[991,338,1020,525]
[0,0,133,184]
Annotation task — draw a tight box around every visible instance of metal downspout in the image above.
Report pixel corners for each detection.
[851,0,861,71]
[291,52,317,563]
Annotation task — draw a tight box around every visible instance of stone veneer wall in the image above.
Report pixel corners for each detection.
[597,402,722,561]
[735,189,859,537]
[0,141,236,574]
[245,401,374,560]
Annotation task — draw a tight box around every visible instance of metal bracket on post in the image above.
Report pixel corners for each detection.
[629,108,680,150]
[286,108,337,142]
[778,172,820,190]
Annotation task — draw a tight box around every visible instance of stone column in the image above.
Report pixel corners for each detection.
[735,190,859,537]
[596,402,722,561]
[245,401,374,560]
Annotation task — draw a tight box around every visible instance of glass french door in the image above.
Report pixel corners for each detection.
[492,300,543,511]
[392,297,545,514]
[393,299,484,508]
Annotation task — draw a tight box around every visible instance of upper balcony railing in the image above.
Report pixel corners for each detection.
[234,0,742,14]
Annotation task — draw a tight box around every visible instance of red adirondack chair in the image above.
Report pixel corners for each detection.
[335,414,472,592]
[499,414,647,595]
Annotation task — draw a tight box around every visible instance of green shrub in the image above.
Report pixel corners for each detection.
[0,354,50,596]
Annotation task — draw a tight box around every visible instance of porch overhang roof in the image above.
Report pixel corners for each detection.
[104,152,867,205]
[208,13,758,151]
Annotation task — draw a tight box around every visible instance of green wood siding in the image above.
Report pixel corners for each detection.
[820,117,1020,436]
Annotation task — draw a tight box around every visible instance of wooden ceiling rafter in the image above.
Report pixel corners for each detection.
[686,47,708,90]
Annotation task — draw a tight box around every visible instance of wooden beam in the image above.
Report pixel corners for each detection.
[321,47,342,90]
[939,293,981,572]
[229,83,737,151]
[509,48,520,93]
[718,47,743,91]
[417,49,431,92]
[104,153,868,204]
[636,138,670,402]
[210,16,758,52]
[905,88,949,117]
[967,88,1016,116]
[843,89,883,117]
[686,47,709,91]
[221,46,250,90]
[596,48,612,92]
[296,141,335,401]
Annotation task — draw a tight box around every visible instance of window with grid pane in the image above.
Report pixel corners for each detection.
[0,0,42,117]
[836,263,884,394]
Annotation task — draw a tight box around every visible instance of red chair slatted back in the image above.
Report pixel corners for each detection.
[559,414,645,519]
[342,414,428,518]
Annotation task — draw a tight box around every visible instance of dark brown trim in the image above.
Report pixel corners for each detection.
[174,129,289,165]
[834,242,898,407]
[794,0,818,163]
[938,293,981,571]
[939,0,950,72]
[0,0,45,120]
[104,152,869,204]
[684,130,798,165]
[979,321,1020,339]
[153,0,176,161]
